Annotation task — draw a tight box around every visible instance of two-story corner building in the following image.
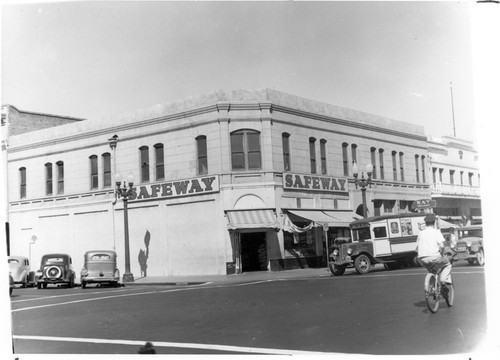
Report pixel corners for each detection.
[428,136,482,225]
[4,89,430,279]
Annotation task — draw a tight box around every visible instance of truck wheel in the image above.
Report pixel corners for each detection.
[476,250,485,266]
[329,263,346,276]
[354,255,371,275]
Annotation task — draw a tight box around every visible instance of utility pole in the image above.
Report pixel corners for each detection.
[450,82,457,137]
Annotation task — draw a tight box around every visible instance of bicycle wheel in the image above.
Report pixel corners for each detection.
[444,283,454,307]
[425,274,440,313]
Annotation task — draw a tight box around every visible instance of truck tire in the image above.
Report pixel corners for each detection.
[354,254,371,275]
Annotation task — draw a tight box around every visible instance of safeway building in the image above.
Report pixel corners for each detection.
[2,89,431,279]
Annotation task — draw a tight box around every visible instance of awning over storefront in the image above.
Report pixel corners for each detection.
[287,210,361,228]
[226,209,280,230]
[437,218,458,229]
[323,211,363,227]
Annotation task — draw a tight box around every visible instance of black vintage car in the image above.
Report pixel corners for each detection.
[36,253,76,289]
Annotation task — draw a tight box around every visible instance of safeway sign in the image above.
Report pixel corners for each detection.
[411,199,436,210]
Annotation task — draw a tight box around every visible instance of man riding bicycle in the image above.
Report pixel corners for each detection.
[416,213,453,292]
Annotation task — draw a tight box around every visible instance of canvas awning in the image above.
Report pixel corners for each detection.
[226,209,280,230]
[287,210,360,228]
[323,211,363,227]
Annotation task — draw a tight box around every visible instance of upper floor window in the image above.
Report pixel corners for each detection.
[320,139,327,175]
[56,161,64,194]
[351,144,358,165]
[415,155,420,183]
[460,171,464,185]
[19,167,26,199]
[154,143,165,180]
[102,153,111,188]
[449,169,455,185]
[399,152,405,182]
[90,155,98,189]
[342,143,349,176]
[309,137,317,174]
[391,151,398,181]
[230,130,261,170]
[370,147,377,179]
[432,167,437,183]
[439,168,444,182]
[196,136,208,175]
[421,156,426,183]
[140,146,150,182]
[282,133,291,172]
[45,163,53,196]
[378,149,385,180]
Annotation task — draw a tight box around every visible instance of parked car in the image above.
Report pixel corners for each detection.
[447,226,484,266]
[8,256,36,288]
[9,274,14,296]
[80,250,120,288]
[36,253,76,289]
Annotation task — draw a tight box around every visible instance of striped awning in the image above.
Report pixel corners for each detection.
[226,209,280,230]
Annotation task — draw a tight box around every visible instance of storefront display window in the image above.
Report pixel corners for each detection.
[284,230,316,257]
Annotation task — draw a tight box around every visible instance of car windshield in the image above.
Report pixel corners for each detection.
[91,254,111,261]
[45,257,65,263]
[8,259,19,264]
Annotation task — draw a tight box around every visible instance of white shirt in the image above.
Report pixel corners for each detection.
[417,227,446,258]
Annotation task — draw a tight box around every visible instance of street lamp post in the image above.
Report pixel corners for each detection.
[115,173,135,283]
[352,162,373,218]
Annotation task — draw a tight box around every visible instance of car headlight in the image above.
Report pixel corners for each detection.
[450,242,456,249]
[347,248,353,255]
[466,242,472,248]
[333,249,339,256]
[81,268,88,277]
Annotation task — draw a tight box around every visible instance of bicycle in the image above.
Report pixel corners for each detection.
[424,263,454,313]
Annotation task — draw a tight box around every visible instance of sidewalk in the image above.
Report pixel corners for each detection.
[127,267,333,286]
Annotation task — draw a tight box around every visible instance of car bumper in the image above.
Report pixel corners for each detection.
[81,277,119,283]
[331,256,353,267]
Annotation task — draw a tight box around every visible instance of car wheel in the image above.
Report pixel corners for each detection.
[43,283,47,289]
[10,287,13,296]
[354,254,371,275]
[22,276,28,288]
[476,249,485,266]
[81,281,86,289]
[467,259,475,265]
[37,283,42,289]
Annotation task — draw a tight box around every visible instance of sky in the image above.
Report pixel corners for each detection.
[1,1,476,141]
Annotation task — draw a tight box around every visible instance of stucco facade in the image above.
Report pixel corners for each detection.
[5,89,431,279]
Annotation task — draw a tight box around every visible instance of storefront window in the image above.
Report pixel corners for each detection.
[284,230,316,257]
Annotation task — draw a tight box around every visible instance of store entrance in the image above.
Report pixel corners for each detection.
[240,232,267,272]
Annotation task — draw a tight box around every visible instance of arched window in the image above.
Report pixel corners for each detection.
[56,161,64,194]
[230,130,261,170]
[19,167,26,199]
[154,143,165,180]
[421,156,426,183]
[139,146,150,182]
[370,147,377,179]
[342,143,349,176]
[399,152,405,182]
[102,153,111,188]
[415,155,420,183]
[391,151,398,181]
[282,133,291,171]
[320,139,327,175]
[378,149,385,180]
[309,137,317,174]
[351,144,358,165]
[196,136,208,175]
[45,163,53,195]
[90,155,98,189]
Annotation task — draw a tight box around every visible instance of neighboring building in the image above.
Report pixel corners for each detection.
[428,136,481,225]
[4,89,430,278]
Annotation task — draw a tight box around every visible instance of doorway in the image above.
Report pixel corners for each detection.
[240,232,267,272]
